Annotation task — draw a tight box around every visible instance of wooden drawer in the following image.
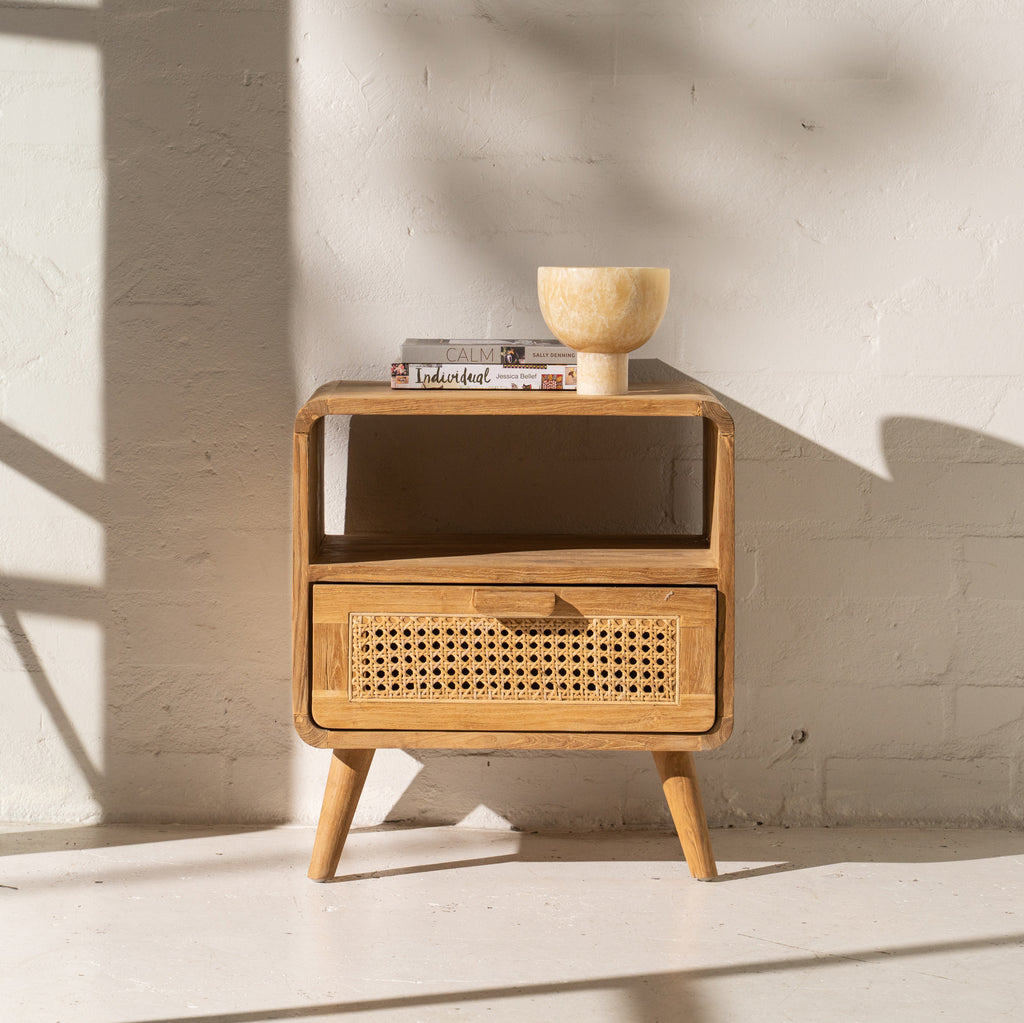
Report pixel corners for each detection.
[311,584,717,734]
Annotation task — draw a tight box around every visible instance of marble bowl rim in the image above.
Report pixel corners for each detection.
[537,266,669,272]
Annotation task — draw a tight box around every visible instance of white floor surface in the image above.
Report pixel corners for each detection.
[1,823,1022,1022]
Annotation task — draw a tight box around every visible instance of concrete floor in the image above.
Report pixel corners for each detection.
[1,824,1022,1022]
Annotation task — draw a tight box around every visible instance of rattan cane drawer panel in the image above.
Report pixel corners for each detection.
[311,584,717,733]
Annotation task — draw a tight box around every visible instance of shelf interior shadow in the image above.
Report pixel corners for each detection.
[341,414,704,537]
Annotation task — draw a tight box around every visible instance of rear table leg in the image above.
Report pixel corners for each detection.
[308,748,375,881]
[652,750,718,880]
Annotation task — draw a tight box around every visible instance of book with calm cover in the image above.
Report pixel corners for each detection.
[400,338,576,365]
[391,362,577,390]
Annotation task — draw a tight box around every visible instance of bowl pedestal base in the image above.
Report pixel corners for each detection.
[577,351,629,395]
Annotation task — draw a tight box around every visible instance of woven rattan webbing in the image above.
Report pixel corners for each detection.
[348,613,679,703]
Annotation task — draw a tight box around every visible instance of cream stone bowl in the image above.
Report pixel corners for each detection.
[537,266,670,395]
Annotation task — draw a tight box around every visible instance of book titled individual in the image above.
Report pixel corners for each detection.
[391,362,577,390]
[400,338,576,365]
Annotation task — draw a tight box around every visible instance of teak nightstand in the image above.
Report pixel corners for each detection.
[292,380,734,880]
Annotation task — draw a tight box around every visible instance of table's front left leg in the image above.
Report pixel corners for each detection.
[308,748,375,881]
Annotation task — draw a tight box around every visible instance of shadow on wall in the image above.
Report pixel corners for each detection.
[0,2,294,823]
[312,0,924,328]
[4,2,1008,831]
[344,362,1024,829]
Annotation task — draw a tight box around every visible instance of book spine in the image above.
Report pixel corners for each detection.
[399,339,576,364]
[391,363,577,390]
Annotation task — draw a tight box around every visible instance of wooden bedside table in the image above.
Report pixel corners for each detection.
[292,381,734,880]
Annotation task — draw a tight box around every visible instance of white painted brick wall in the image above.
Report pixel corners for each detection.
[2,1,1023,828]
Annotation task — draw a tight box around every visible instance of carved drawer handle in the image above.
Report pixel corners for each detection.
[471,589,557,618]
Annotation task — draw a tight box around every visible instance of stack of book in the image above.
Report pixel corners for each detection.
[391,338,577,390]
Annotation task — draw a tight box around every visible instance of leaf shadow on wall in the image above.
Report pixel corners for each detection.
[344,362,1024,847]
[312,0,925,335]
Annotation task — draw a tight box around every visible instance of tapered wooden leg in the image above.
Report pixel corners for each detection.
[308,748,375,881]
[652,751,718,880]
